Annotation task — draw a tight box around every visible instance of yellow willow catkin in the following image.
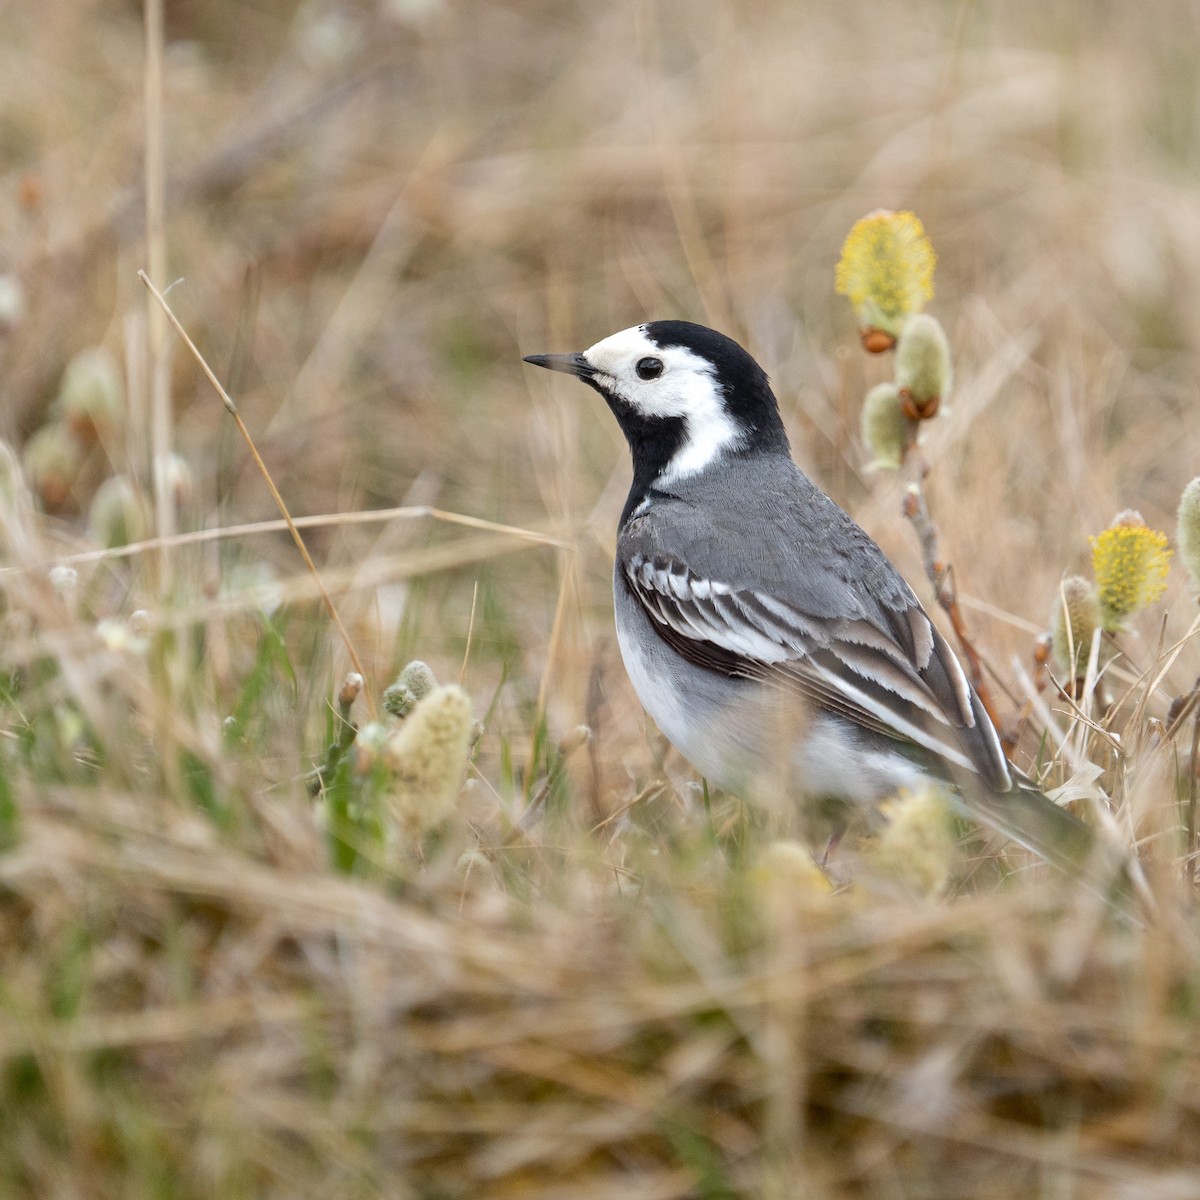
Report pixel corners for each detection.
[1089,510,1171,630]
[835,210,936,337]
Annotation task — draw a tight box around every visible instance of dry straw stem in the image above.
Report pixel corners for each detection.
[0,504,568,574]
[5,782,1200,1198]
[143,0,173,592]
[138,269,370,703]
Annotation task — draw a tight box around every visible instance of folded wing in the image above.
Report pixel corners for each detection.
[622,551,1012,792]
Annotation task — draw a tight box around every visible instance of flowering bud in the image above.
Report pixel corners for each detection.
[557,724,591,757]
[48,565,78,596]
[338,672,364,708]
[895,313,951,418]
[88,475,147,549]
[1176,476,1200,597]
[382,683,415,719]
[383,684,473,836]
[353,721,391,774]
[96,616,149,656]
[24,423,84,512]
[860,328,895,354]
[383,660,438,718]
[835,210,937,341]
[752,840,833,896]
[860,381,910,471]
[160,452,194,509]
[750,839,836,925]
[58,347,123,445]
[1089,510,1171,631]
[398,660,436,699]
[869,785,956,898]
[1049,575,1100,679]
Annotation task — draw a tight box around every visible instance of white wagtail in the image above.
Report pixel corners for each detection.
[524,320,1109,878]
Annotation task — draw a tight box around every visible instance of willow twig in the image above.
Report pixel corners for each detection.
[902,477,1009,750]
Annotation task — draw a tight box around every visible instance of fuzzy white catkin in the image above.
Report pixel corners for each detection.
[1177,477,1200,595]
[383,684,473,836]
[861,381,907,471]
[59,347,124,438]
[384,660,439,718]
[895,313,952,406]
[88,475,147,550]
[750,841,836,930]
[868,786,956,899]
[1050,575,1101,678]
[397,660,437,701]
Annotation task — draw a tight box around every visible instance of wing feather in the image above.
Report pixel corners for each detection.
[622,552,1010,789]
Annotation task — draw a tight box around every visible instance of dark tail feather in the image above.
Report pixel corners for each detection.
[961,780,1138,908]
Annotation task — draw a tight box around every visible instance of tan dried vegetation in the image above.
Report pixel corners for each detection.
[2,1,1200,1197]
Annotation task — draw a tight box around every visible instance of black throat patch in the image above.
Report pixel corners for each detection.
[583,382,688,526]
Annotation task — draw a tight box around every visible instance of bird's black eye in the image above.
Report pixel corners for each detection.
[636,357,663,380]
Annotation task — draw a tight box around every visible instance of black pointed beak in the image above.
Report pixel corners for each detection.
[522,351,596,380]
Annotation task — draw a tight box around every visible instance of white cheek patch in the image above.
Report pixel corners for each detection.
[660,397,742,483]
[584,325,744,482]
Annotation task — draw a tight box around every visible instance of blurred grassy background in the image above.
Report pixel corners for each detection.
[2,1,1200,1197]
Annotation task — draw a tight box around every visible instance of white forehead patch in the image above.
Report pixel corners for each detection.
[583,324,743,482]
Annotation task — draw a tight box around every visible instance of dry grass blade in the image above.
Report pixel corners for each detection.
[0,504,568,573]
[143,0,172,592]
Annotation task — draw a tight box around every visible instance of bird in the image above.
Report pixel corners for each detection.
[523,320,1117,883]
